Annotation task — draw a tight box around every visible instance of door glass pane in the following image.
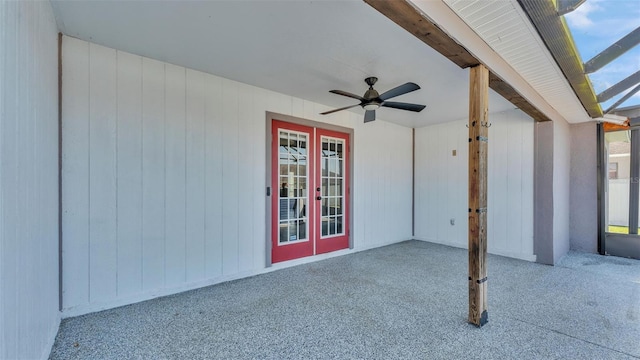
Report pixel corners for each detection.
[320,136,346,238]
[329,158,337,177]
[279,132,288,152]
[321,218,329,237]
[606,130,631,234]
[297,198,307,219]
[279,176,288,197]
[297,163,306,178]
[278,129,309,244]
[298,139,307,156]
[295,177,307,198]
[279,221,288,243]
[297,218,307,242]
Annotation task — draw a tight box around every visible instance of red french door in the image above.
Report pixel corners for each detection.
[314,128,350,254]
[271,121,315,263]
[271,120,349,263]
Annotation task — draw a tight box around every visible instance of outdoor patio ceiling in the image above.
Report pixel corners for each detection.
[51,0,594,127]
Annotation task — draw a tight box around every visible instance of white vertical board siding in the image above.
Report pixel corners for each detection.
[350,118,413,250]
[237,83,255,272]
[61,38,413,315]
[0,1,60,359]
[88,44,118,303]
[415,120,468,249]
[164,64,187,286]
[62,37,90,307]
[221,80,240,275]
[414,110,535,261]
[116,51,143,296]
[204,75,224,279]
[141,57,166,291]
[185,69,206,281]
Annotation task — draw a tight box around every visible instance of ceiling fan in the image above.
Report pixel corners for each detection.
[320,77,426,122]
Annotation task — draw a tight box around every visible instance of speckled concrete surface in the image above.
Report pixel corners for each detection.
[50,241,640,359]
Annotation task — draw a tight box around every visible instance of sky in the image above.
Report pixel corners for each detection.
[564,0,640,110]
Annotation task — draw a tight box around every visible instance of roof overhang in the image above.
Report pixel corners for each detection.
[365,0,553,122]
[517,0,602,118]
[367,0,602,123]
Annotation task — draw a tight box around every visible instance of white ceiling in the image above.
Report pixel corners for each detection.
[50,0,518,128]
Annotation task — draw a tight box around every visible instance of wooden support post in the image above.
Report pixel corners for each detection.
[468,64,489,327]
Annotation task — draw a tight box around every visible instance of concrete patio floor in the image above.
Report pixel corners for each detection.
[50,240,640,359]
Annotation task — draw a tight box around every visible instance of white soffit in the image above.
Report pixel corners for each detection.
[441,0,592,123]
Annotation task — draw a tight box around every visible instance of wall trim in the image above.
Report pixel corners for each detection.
[412,128,415,237]
[597,123,606,254]
[57,32,64,312]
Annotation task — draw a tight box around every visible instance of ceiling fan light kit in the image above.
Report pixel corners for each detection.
[320,77,426,123]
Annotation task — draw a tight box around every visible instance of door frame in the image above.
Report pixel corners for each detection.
[598,123,640,259]
[265,112,354,266]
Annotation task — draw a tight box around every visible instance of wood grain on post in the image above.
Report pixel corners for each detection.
[468,64,489,327]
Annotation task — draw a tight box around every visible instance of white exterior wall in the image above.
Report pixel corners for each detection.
[414,110,535,261]
[61,37,413,316]
[0,1,60,359]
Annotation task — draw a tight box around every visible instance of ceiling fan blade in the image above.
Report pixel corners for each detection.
[379,82,421,101]
[364,110,376,123]
[320,103,360,115]
[329,90,365,101]
[381,101,426,112]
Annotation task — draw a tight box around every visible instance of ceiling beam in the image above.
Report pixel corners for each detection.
[362,0,478,68]
[364,0,552,122]
[517,0,602,118]
[597,70,640,103]
[584,27,640,74]
[489,72,551,122]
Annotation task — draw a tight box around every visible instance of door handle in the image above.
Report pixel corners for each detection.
[316,196,322,200]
